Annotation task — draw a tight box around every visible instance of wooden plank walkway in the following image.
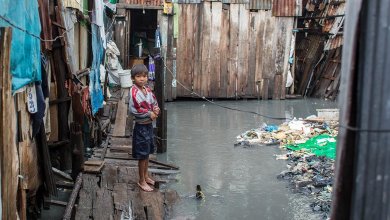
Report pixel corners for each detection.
[74,88,179,220]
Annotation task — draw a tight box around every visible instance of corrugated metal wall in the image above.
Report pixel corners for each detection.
[176,3,294,99]
[332,0,390,219]
[272,0,302,17]
[248,0,272,10]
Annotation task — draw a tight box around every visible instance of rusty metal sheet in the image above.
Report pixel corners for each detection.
[324,35,343,50]
[272,0,302,17]
[247,0,272,10]
[221,0,249,4]
[177,0,201,4]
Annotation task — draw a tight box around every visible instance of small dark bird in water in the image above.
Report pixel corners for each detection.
[195,185,205,200]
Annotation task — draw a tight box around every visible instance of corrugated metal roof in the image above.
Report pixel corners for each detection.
[221,0,249,4]
[247,0,272,10]
[177,0,201,4]
[272,0,302,17]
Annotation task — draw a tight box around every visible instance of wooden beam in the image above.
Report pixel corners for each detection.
[63,173,83,220]
[0,27,19,220]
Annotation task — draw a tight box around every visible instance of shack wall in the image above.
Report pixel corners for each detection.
[175,3,294,99]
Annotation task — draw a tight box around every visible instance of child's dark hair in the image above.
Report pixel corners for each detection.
[131,64,148,77]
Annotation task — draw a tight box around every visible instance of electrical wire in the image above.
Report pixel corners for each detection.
[338,124,390,133]
[162,61,292,121]
[0,14,74,42]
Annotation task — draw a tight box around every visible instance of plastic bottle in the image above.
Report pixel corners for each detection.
[155,25,161,48]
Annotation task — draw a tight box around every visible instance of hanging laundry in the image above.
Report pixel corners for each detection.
[89,24,104,115]
[31,82,46,138]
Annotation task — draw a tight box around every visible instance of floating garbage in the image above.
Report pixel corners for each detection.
[235,113,339,219]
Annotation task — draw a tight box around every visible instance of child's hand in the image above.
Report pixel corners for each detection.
[150,111,158,121]
[153,106,160,115]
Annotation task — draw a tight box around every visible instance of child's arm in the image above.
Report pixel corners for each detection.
[151,93,160,115]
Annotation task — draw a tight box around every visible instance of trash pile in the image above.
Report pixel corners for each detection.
[235,113,339,219]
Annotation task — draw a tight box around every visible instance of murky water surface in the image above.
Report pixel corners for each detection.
[158,99,337,220]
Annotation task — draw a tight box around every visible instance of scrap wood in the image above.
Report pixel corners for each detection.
[52,167,73,181]
[83,160,105,174]
[63,173,83,220]
[149,159,179,170]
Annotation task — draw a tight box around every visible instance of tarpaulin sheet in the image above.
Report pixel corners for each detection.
[286,134,337,159]
[90,24,104,115]
[0,0,42,92]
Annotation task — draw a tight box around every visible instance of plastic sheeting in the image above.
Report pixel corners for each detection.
[0,0,42,92]
[90,24,104,115]
[286,134,337,159]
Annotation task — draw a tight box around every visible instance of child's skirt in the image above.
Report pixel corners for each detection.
[132,123,155,159]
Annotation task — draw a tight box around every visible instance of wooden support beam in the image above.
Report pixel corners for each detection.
[49,97,72,105]
[155,58,167,153]
[0,27,19,220]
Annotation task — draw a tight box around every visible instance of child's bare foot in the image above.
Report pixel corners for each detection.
[145,177,155,186]
[137,182,153,192]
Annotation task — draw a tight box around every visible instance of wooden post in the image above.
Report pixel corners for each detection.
[154,58,167,153]
[273,74,282,100]
[71,123,84,180]
[0,27,19,220]
[260,79,269,100]
[165,15,174,101]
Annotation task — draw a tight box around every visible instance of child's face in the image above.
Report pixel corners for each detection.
[133,72,148,87]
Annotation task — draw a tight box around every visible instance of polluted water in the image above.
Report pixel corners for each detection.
[157,99,337,220]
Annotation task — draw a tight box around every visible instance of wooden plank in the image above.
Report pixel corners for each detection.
[273,74,282,100]
[112,88,129,137]
[49,82,59,142]
[166,15,174,101]
[219,5,230,98]
[247,12,257,97]
[261,78,269,100]
[280,18,294,99]
[0,28,19,220]
[209,2,222,98]
[63,173,83,220]
[84,161,105,174]
[176,5,193,97]
[237,4,249,97]
[109,145,132,153]
[255,12,265,94]
[192,4,202,96]
[113,182,129,219]
[75,174,99,220]
[228,4,239,98]
[111,137,132,146]
[93,188,114,220]
[200,2,212,97]
[101,165,118,191]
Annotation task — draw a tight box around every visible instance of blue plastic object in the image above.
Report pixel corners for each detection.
[90,24,104,115]
[0,0,42,92]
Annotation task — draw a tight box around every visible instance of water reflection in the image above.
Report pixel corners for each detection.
[158,99,337,220]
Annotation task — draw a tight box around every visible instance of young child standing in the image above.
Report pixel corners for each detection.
[129,64,160,192]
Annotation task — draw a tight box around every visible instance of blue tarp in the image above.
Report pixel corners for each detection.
[0,0,42,92]
[90,24,104,115]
